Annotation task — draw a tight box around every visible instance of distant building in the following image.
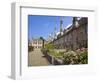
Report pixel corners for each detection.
[51,17,88,50]
[30,39,43,49]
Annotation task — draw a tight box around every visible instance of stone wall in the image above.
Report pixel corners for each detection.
[52,17,88,50]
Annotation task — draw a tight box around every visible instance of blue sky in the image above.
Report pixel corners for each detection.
[28,15,73,40]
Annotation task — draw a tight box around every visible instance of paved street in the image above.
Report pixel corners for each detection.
[28,49,51,66]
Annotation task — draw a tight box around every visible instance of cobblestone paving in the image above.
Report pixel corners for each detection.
[28,49,51,66]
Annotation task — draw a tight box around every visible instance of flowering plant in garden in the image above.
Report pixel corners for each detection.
[63,48,88,64]
[63,51,79,64]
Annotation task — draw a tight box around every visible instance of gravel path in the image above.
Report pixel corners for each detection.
[28,49,51,66]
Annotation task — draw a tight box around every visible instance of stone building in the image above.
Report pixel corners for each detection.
[31,38,43,49]
[52,17,88,50]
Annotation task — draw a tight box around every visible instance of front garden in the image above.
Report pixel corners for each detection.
[41,44,88,65]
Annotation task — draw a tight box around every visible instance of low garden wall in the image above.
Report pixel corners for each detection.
[44,52,64,65]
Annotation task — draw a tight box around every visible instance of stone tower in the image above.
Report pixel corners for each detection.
[73,17,77,23]
[60,17,63,35]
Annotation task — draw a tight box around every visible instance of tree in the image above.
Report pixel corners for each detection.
[39,37,45,48]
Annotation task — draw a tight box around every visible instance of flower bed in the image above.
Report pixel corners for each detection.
[63,48,88,64]
[41,44,88,65]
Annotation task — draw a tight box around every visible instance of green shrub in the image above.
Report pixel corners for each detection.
[63,51,78,64]
[63,50,88,64]
[41,44,55,55]
[47,50,64,59]
[44,44,55,50]
[28,46,34,52]
[79,51,88,64]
